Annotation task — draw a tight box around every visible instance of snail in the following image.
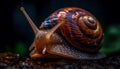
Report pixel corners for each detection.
[20,7,105,59]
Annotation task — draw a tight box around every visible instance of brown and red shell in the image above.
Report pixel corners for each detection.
[40,7,103,53]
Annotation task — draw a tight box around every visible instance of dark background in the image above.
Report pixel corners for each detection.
[0,0,119,56]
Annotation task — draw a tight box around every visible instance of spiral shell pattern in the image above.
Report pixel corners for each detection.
[40,7,103,53]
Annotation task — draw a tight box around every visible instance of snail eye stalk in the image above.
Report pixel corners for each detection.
[20,7,39,34]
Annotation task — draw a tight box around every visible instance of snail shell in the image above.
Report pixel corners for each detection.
[40,7,103,53]
[20,7,105,59]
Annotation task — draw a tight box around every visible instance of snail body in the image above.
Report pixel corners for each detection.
[20,7,105,59]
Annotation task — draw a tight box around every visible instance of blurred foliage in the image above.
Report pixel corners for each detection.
[14,42,28,56]
[5,41,28,56]
[100,24,120,55]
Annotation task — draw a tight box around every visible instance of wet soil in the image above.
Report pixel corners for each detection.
[0,52,120,69]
